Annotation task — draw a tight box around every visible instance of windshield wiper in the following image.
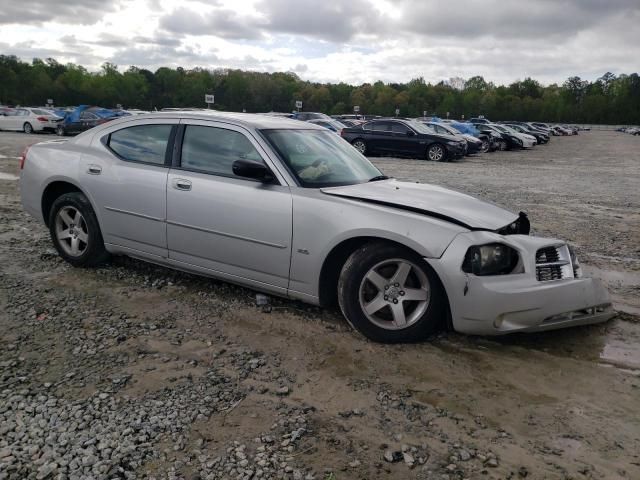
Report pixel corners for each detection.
[368,175,391,182]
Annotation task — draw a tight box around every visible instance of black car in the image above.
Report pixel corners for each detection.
[472,123,522,150]
[56,109,114,136]
[341,118,467,161]
[291,112,331,121]
[424,122,485,154]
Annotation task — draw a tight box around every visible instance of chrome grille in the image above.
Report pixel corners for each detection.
[536,245,571,281]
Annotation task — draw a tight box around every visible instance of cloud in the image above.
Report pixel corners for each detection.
[256,0,386,42]
[0,0,639,85]
[159,6,264,40]
[0,0,125,25]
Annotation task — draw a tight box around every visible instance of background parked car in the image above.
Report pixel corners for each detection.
[472,123,520,150]
[291,112,331,121]
[504,123,549,144]
[422,121,485,154]
[56,106,121,136]
[306,118,348,135]
[341,118,467,161]
[0,107,63,133]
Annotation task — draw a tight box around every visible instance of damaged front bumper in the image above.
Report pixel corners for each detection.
[428,231,614,335]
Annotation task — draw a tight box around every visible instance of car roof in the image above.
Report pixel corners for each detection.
[107,110,325,131]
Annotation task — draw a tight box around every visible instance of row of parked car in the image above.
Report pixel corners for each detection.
[0,105,142,136]
[0,105,585,161]
[280,112,580,162]
[616,126,640,135]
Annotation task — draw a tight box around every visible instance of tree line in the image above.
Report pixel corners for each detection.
[1,55,639,124]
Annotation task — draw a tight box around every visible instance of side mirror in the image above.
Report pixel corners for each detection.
[232,159,273,182]
[406,130,415,137]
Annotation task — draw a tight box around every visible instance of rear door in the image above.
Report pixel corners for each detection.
[166,120,293,291]
[366,121,393,153]
[82,120,177,258]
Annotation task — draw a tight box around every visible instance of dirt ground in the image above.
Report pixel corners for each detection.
[0,130,639,480]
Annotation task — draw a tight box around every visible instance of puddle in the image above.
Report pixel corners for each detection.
[0,172,19,181]
[487,316,640,375]
[583,265,640,315]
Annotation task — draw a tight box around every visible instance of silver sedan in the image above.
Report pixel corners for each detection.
[19,111,613,342]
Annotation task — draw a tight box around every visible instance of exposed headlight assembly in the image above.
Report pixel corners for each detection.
[568,244,582,278]
[462,243,521,276]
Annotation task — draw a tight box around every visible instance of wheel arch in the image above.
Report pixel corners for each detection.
[318,235,452,326]
[41,180,93,227]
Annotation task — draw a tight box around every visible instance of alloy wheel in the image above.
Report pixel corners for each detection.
[55,206,89,257]
[428,145,444,161]
[358,258,430,330]
[352,140,366,154]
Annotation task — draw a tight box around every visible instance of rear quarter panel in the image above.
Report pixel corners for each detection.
[19,139,89,223]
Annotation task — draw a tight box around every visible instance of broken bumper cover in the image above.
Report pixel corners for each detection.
[428,231,615,336]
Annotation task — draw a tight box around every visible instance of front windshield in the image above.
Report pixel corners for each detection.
[406,120,433,135]
[261,129,383,187]
[433,123,457,135]
[492,125,508,133]
[500,125,519,134]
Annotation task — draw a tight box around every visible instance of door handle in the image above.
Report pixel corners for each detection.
[172,178,192,191]
[87,164,102,175]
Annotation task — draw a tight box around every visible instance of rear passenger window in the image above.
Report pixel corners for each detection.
[108,125,173,164]
[371,122,389,132]
[180,125,263,177]
[391,123,409,134]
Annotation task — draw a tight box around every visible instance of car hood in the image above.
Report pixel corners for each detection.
[321,180,518,230]
[461,134,481,143]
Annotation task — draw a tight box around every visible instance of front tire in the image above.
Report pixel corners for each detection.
[23,122,33,134]
[497,139,507,151]
[426,143,447,162]
[48,192,109,267]
[56,125,66,136]
[338,242,446,343]
[352,139,367,155]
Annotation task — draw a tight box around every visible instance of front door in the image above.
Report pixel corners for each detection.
[166,121,293,291]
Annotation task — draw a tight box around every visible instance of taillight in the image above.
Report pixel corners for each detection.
[20,145,31,170]
[37,116,48,122]
[339,129,345,137]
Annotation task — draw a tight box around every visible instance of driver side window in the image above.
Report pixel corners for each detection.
[180,125,264,178]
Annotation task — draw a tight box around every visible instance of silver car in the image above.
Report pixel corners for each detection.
[19,111,613,342]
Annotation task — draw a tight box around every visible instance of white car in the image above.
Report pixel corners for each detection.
[0,107,63,133]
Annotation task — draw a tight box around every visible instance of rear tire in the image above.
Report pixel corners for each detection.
[338,242,446,343]
[352,139,367,155]
[497,139,507,151]
[426,143,447,162]
[23,122,33,134]
[48,192,109,267]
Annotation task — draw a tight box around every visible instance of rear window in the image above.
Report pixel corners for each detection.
[108,125,173,164]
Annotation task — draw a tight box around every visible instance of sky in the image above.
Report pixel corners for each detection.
[1,0,639,86]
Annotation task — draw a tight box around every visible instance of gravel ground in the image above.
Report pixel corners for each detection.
[0,130,639,480]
